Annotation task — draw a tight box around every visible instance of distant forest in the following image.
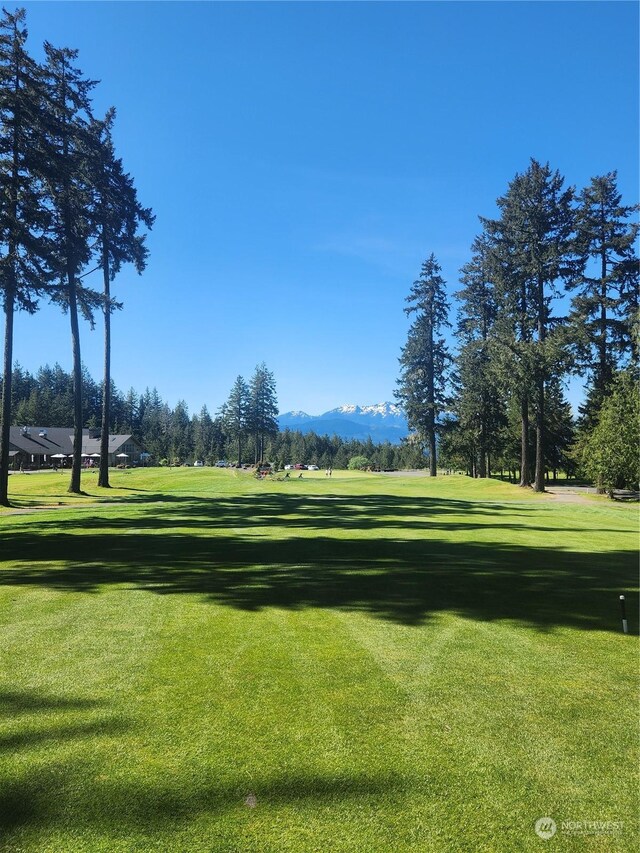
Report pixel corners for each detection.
[3,362,431,471]
[0,360,609,482]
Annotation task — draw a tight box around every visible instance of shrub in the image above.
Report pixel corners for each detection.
[580,371,640,492]
[348,455,370,471]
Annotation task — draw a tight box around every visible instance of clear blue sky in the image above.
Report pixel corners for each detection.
[12,1,640,416]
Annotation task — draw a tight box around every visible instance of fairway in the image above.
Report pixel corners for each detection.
[0,468,638,852]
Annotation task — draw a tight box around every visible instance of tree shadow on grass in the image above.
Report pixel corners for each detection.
[4,491,629,536]
[0,691,134,840]
[0,761,407,835]
[0,692,405,841]
[0,688,131,755]
[0,516,636,632]
[0,689,104,716]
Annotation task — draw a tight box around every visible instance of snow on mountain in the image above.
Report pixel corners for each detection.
[324,402,404,420]
[278,402,408,444]
[277,410,313,425]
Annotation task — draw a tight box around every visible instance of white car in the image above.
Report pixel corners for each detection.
[308,465,319,471]
[284,464,293,470]
[193,460,204,467]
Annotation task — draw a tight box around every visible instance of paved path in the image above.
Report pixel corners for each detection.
[544,486,598,504]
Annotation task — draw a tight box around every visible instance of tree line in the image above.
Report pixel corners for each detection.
[0,8,153,504]
[397,160,639,493]
[3,360,427,470]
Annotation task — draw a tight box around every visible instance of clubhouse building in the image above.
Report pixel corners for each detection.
[7,426,146,469]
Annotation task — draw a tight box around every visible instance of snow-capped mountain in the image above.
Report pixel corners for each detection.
[278,402,408,444]
[320,403,405,421]
[278,410,314,425]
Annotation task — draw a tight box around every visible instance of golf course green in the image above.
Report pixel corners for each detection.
[0,467,637,851]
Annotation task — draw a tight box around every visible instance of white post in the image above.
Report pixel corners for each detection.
[620,595,628,634]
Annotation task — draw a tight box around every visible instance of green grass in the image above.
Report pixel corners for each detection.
[0,468,638,851]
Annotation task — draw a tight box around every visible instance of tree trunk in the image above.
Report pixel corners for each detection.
[1,51,21,507]
[0,287,15,506]
[68,275,83,494]
[519,396,531,487]
[479,418,487,478]
[534,272,546,493]
[428,425,437,476]
[534,374,545,492]
[427,318,437,477]
[597,236,610,395]
[98,244,111,487]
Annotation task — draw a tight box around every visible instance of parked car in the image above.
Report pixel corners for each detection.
[307,465,319,471]
[193,460,204,467]
[215,460,227,467]
[294,464,307,470]
[284,464,293,470]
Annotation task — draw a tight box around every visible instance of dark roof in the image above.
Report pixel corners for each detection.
[8,427,141,456]
[83,435,143,455]
[8,426,75,455]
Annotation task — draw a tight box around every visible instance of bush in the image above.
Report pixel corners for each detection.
[348,455,370,471]
[580,371,640,492]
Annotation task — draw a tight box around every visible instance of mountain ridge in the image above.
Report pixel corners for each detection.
[278,402,408,444]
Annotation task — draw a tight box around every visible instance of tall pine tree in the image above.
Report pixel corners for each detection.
[87,108,154,487]
[483,160,574,491]
[455,233,505,477]
[249,362,278,463]
[40,42,99,494]
[221,376,250,465]
[396,254,451,476]
[569,172,639,426]
[0,8,53,505]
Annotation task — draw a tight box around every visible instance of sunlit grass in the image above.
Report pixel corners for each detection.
[0,469,637,851]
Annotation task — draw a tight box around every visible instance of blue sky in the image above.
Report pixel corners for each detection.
[11,1,640,415]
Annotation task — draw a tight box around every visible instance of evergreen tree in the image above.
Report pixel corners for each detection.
[40,41,99,493]
[169,400,191,462]
[192,404,215,462]
[249,362,278,463]
[0,8,53,505]
[221,376,250,464]
[579,369,639,492]
[87,109,153,487]
[81,364,101,426]
[483,160,574,491]
[568,172,639,425]
[542,377,575,481]
[455,233,505,477]
[396,254,451,476]
[120,386,140,432]
[38,362,74,425]
[139,387,169,460]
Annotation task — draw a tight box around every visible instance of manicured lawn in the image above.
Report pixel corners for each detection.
[0,468,638,851]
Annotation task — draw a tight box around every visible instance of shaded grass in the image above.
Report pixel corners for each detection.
[0,469,638,851]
